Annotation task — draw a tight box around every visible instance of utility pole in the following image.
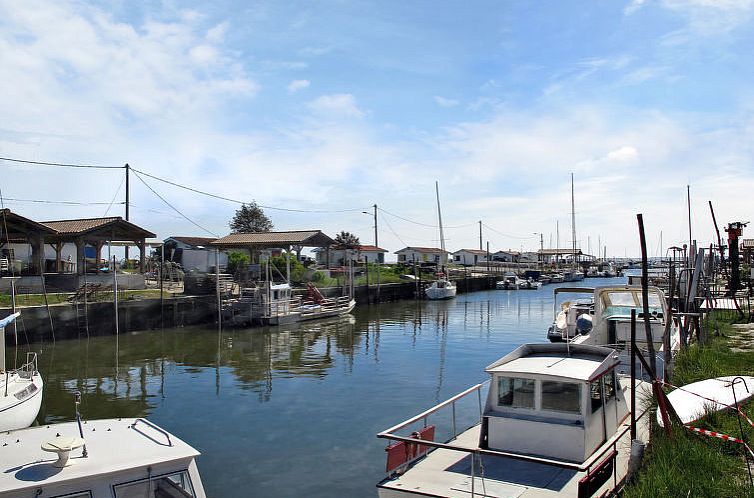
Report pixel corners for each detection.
[373,204,378,248]
[124,163,130,262]
[479,220,483,251]
[373,203,380,302]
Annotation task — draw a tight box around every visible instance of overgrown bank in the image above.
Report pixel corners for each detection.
[623,314,754,498]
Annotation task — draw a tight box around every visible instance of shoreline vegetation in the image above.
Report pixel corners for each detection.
[623,312,754,497]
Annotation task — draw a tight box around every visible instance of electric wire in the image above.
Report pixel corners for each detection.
[0,156,123,169]
[379,212,408,248]
[130,167,367,214]
[0,197,121,206]
[481,222,536,240]
[378,206,476,230]
[131,169,219,238]
[104,175,126,216]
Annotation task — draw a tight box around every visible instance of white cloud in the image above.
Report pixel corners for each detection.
[434,96,459,107]
[287,79,310,93]
[307,94,364,117]
[624,0,647,15]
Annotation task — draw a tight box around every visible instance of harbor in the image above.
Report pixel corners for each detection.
[6,279,618,497]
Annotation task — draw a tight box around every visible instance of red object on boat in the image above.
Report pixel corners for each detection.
[385,425,436,473]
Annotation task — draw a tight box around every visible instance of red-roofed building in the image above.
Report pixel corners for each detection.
[395,247,449,265]
[313,244,388,266]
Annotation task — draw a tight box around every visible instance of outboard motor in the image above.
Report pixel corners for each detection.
[576,313,593,335]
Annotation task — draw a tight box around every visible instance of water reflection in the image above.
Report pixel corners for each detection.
[8,278,624,498]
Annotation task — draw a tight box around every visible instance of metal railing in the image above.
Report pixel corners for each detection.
[378,379,653,495]
[4,352,38,397]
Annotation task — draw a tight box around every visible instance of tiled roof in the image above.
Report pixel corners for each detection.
[357,245,388,252]
[169,236,217,247]
[454,249,488,255]
[394,246,449,254]
[42,217,121,234]
[212,230,334,247]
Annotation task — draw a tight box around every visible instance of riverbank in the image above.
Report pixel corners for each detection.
[623,313,754,497]
[2,276,503,344]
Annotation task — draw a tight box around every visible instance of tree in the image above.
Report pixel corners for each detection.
[230,201,273,233]
[334,231,360,248]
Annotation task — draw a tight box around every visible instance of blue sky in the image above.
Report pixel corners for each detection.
[1,0,754,259]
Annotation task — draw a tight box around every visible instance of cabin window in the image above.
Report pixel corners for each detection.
[590,380,603,413]
[51,493,93,498]
[604,371,616,402]
[541,381,582,414]
[114,470,196,498]
[497,377,535,409]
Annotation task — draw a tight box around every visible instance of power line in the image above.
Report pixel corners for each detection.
[0,156,123,169]
[131,169,219,237]
[104,175,126,216]
[130,167,367,214]
[1,197,123,206]
[378,206,476,230]
[481,222,535,240]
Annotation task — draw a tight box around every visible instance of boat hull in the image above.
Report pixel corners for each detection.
[0,373,43,432]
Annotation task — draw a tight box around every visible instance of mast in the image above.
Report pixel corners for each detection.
[435,181,445,253]
[571,172,577,267]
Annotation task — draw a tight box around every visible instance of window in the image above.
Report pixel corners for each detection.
[590,380,603,413]
[114,470,196,498]
[604,371,616,402]
[541,381,582,414]
[498,377,535,409]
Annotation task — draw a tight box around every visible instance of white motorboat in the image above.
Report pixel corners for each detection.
[549,273,565,283]
[0,312,43,432]
[377,343,651,498]
[519,278,542,290]
[495,273,520,290]
[546,285,680,377]
[0,394,207,498]
[426,276,457,300]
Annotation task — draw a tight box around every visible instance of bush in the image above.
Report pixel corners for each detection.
[227,251,250,275]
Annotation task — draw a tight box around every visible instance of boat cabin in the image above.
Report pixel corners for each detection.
[481,343,628,463]
[592,286,667,346]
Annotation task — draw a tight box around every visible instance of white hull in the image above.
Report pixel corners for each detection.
[0,372,43,432]
[425,283,456,300]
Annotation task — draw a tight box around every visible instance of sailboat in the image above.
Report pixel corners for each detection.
[425,182,457,300]
[0,312,43,432]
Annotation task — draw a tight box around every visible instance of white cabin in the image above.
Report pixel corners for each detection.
[482,343,628,463]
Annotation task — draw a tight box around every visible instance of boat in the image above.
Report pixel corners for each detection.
[377,343,651,498]
[546,285,680,377]
[549,273,565,283]
[425,182,456,300]
[495,273,521,290]
[0,394,207,498]
[0,312,43,432]
[426,274,457,300]
[658,375,754,427]
[518,278,542,290]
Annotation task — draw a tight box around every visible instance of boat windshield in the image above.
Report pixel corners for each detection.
[114,470,196,498]
[602,290,662,308]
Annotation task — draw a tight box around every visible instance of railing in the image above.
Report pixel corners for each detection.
[4,352,38,397]
[378,378,653,497]
[132,418,173,447]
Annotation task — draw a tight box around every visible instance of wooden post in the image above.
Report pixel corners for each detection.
[637,214,658,376]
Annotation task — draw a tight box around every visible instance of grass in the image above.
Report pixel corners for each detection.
[623,313,754,498]
[0,289,168,307]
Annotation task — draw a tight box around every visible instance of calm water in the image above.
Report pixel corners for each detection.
[10,277,625,497]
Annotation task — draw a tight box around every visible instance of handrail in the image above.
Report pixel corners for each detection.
[132,418,173,447]
[377,384,652,472]
[378,382,487,436]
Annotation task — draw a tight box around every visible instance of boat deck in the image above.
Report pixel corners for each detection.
[378,380,652,498]
[0,418,200,496]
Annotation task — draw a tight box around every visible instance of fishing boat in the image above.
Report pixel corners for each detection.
[549,273,565,283]
[377,343,651,498]
[0,312,43,432]
[425,182,456,301]
[519,278,542,290]
[0,394,207,498]
[495,273,521,290]
[546,285,680,377]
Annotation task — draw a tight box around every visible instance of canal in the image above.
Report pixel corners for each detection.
[10,277,625,497]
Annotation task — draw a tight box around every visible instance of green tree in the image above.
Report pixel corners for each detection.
[230,201,273,233]
[334,231,360,248]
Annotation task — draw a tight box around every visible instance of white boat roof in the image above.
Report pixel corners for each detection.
[0,418,199,495]
[269,283,291,290]
[485,343,620,382]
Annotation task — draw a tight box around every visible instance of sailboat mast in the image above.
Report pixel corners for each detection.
[571,173,577,266]
[436,181,446,253]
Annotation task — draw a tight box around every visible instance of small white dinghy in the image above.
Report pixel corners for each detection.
[0,312,44,432]
[658,375,754,427]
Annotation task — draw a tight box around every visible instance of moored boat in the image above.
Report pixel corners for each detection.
[0,312,43,432]
[377,343,651,498]
[426,274,457,300]
[0,395,207,498]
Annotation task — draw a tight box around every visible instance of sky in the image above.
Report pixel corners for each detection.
[1,0,754,260]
